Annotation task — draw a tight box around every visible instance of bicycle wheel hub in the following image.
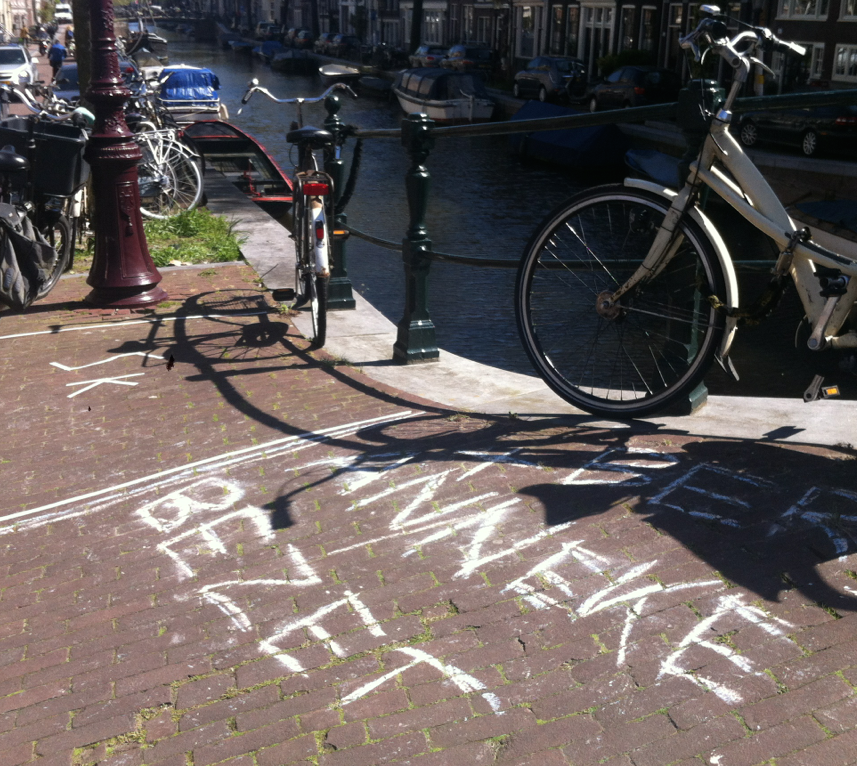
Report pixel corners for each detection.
[595,291,622,320]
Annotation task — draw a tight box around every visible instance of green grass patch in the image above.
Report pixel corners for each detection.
[143,209,244,267]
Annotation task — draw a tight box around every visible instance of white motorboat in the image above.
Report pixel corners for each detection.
[392,68,494,124]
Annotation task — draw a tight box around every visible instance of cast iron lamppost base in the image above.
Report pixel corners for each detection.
[84,0,167,307]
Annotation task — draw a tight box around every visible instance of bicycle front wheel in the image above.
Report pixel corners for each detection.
[515,185,726,418]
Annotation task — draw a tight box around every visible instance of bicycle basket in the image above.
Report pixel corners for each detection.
[0,117,89,197]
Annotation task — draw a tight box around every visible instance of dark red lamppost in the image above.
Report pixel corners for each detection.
[84,0,168,306]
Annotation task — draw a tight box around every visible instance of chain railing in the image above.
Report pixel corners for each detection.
[321,86,857,363]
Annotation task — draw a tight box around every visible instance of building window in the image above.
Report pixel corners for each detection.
[519,6,535,57]
[620,6,635,50]
[551,5,564,54]
[773,42,824,88]
[778,0,829,19]
[464,4,474,40]
[639,6,655,51]
[424,10,443,43]
[834,44,857,80]
[842,0,857,17]
[567,6,580,57]
[581,4,613,73]
[477,16,490,44]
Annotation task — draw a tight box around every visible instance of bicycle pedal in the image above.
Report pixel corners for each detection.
[803,374,840,403]
[272,288,295,302]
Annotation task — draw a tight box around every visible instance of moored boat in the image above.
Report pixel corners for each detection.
[392,68,494,123]
[183,120,294,220]
[357,75,393,99]
[319,63,362,86]
[156,65,226,124]
[271,48,312,73]
[254,41,285,63]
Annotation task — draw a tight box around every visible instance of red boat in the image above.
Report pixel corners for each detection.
[183,120,293,220]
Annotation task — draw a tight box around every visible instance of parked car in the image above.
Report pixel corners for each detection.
[52,59,139,104]
[313,32,333,54]
[254,22,281,41]
[513,56,586,102]
[588,65,680,111]
[735,102,857,158]
[441,44,495,74]
[409,44,447,68]
[328,33,361,59]
[291,29,314,49]
[0,44,38,87]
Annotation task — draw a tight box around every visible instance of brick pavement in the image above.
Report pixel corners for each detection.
[1,263,857,766]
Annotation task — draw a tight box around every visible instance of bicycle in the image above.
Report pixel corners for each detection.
[0,84,89,297]
[515,6,857,418]
[238,79,356,346]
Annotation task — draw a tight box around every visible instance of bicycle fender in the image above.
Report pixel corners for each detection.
[624,178,740,358]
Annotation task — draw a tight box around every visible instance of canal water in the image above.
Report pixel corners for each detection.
[168,39,856,402]
[168,39,602,378]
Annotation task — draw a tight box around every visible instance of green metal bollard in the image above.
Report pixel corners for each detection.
[393,113,439,364]
[323,92,356,310]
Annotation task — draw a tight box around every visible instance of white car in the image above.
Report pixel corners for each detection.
[0,44,38,86]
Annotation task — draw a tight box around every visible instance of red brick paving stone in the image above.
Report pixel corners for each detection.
[178,686,281,732]
[367,697,473,740]
[429,708,537,749]
[706,716,829,766]
[175,673,236,710]
[218,732,317,766]
[561,714,677,765]
[815,694,857,734]
[776,727,857,766]
[398,741,499,766]
[325,721,367,750]
[318,731,428,766]
[342,689,411,723]
[629,713,747,766]
[496,715,603,763]
[740,675,853,732]
[793,616,857,653]
[137,720,233,765]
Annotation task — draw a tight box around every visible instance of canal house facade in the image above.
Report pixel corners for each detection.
[237,0,857,88]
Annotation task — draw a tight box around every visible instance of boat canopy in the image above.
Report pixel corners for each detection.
[158,65,221,107]
[394,68,488,101]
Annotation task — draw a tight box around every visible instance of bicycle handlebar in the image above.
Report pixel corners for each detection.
[0,83,80,122]
[240,78,357,107]
[679,7,805,64]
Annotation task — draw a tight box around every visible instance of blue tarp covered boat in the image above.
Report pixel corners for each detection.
[156,65,225,122]
[508,101,628,169]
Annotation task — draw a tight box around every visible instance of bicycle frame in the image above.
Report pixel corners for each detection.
[610,36,857,355]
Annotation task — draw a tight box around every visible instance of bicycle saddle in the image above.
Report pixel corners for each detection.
[0,146,28,174]
[286,126,333,149]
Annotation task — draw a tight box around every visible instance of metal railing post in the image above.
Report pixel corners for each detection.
[323,91,356,310]
[394,113,439,364]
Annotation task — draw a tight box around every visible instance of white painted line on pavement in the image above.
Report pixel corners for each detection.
[0,410,416,526]
[0,311,271,341]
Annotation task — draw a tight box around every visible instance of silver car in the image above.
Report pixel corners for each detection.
[0,44,38,86]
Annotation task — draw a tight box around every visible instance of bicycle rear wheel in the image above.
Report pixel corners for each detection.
[35,213,71,300]
[515,185,726,418]
[137,138,203,219]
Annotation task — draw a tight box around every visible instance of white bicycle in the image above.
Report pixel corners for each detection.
[135,128,204,219]
[515,7,857,417]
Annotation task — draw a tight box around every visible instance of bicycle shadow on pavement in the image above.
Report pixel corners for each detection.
[518,433,857,615]
[104,288,857,616]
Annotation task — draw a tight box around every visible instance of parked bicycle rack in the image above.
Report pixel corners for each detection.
[321,87,857,365]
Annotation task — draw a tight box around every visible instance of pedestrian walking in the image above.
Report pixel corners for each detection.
[19,27,29,47]
[48,38,66,79]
